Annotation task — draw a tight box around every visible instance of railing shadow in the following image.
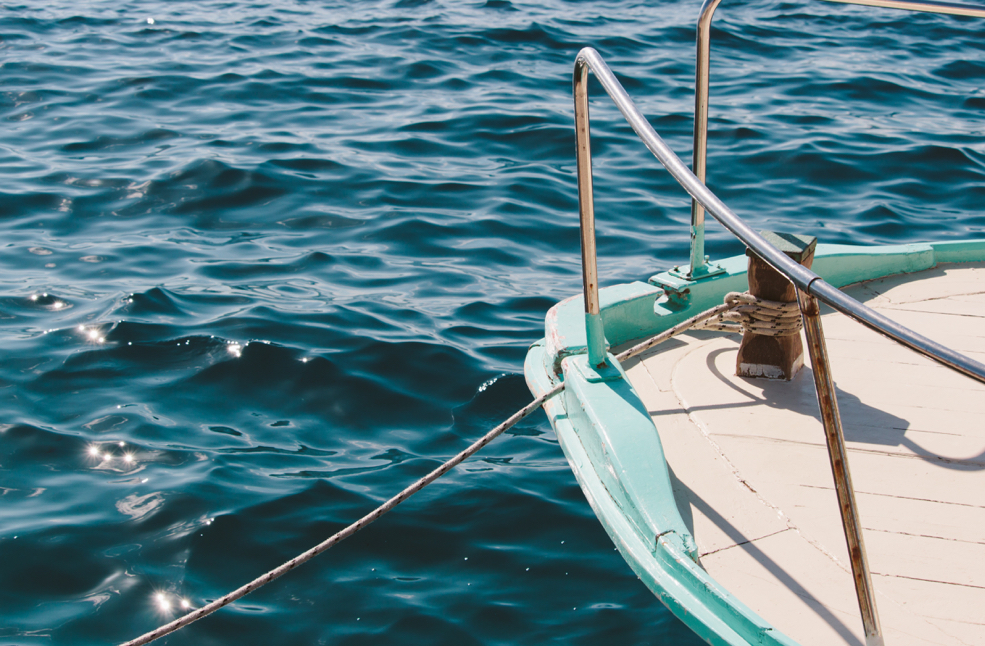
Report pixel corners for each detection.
[666,466,865,646]
[641,339,985,470]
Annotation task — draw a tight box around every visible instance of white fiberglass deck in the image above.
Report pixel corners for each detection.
[622,263,985,646]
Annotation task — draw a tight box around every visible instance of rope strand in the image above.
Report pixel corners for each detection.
[120,289,798,646]
[120,382,563,646]
[691,292,803,337]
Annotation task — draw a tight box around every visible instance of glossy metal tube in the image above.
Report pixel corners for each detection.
[689,0,723,278]
[797,290,884,646]
[574,56,607,367]
[824,0,985,16]
[572,46,985,384]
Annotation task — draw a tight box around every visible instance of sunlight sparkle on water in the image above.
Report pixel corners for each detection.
[154,591,192,613]
[155,592,170,612]
[86,442,140,469]
[78,325,106,344]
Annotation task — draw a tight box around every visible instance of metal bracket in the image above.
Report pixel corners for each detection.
[568,353,623,383]
[668,257,726,281]
[648,272,693,309]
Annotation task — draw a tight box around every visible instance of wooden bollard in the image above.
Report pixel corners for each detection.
[736,231,817,380]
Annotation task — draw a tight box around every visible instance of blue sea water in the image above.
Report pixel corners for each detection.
[1,0,983,644]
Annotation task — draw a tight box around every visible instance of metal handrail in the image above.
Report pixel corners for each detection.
[689,0,985,278]
[574,47,985,385]
[572,45,985,646]
[796,289,883,645]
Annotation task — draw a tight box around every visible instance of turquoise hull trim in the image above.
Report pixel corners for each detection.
[525,240,985,646]
[525,346,798,646]
[542,240,985,377]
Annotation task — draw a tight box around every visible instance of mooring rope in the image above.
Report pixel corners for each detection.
[121,289,799,646]
[692,292,803,337]
[120,381,562,646]
[616,299,736,362]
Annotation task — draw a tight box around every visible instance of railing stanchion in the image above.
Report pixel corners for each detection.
[797,289,884,646]
[574,56,607,368]
[574,32,985,642]
[689,0,723,278]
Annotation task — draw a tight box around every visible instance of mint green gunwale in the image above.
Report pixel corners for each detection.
[525,344,797,646]
[525,240,985,646]
[541,240,985,377]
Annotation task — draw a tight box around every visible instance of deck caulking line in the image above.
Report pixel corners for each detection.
[711,433,985,468]
[798,484,985,510]
[698,527,792,558]
[655,337,856,577]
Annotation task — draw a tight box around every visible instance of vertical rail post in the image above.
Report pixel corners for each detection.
[690,0,724,278]
[688,0,985,282]
[574,56,607,368]
[797,289,884,646]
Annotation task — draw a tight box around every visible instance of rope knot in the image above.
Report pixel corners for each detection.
[696,292,803,337]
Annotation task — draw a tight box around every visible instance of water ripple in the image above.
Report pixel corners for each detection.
[2,0,984,643]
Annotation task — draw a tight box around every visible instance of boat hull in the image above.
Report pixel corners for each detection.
[525,240,985,646]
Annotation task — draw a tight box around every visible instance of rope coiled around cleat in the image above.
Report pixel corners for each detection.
[694,291,803,337]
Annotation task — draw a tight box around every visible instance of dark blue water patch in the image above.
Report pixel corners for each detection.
[3,0,984,643]
[0,524,119,603]
[0,290,75,315]
[142,339,470,433]
[265,156,347,175]
[1,423,91,467]
[0,190,63,221]
[934,58,985,81]
[451,373,539,436]
[785,76,941,106]
[124,287,232,320]
[167,163,287,217]
[61,128,180,154]
[482,0,519,12]
[194,250,335,280]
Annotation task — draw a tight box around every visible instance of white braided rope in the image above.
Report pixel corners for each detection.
[119,290,800,646]
[693,291,803,337]
[119,382,563,646]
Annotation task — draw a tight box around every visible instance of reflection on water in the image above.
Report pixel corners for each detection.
[116,493,164,520]
[2,0,984,643]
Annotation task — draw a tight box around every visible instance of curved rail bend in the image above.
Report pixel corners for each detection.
[573,46,985,386]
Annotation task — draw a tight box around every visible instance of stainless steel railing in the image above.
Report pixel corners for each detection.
[574,46,985,385]
[573,44,985,646]
[689,0,985,279]
[686,7,985,631]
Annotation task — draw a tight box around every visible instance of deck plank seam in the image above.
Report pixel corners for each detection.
[798,484,985,510]
[660,338,857,578]
[711,433,985,468]
[698,527,792,558]
[871,572,985,592]
[863,527,985,547]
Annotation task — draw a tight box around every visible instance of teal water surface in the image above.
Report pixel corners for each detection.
[1,0,984,644]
